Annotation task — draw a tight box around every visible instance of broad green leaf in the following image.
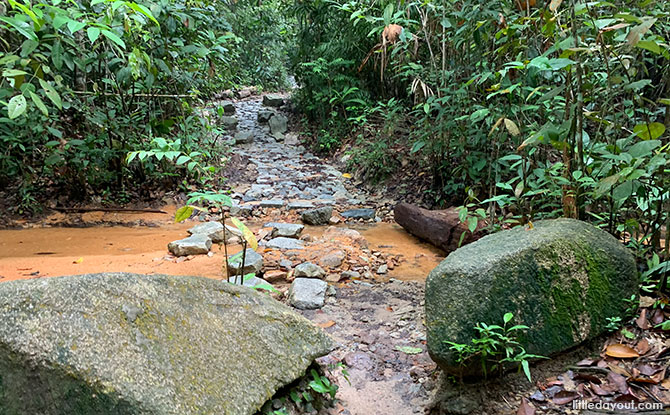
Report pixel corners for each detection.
[503,312,513,324]
[125,2,160,25]
[633,122,665,140]
[628,140,661,158]
[2,69,29,77]
[101,29,126,49]
[174,206,194,223]
[28,91,48,116]
[176,155,190,165]
[38,79,62,109]
[0,17,37,41]
[67,19,86,34]
[612,181,633,202]
[87,27,101,43]
[7,94,27,118]
[637,40,661,54]
[230,217,257,250]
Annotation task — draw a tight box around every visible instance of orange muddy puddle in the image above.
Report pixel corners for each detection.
[0,219,444,283]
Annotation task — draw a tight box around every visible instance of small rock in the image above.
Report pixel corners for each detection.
[269,114,288,135]
[325,274,341,283]
[343,352,374,370]
[287,201,315,210]
[220,100,235,114]
[284,133,299,146]
[228,248,263,275]
[341,270,361,279]
[294,262,326,279]
[259,200,285,208]
[329,217,340,225]
[341,208,376,220]
[257,110,275,123]
[237,88,252,98]
[188,222,238,244]
[266,237,304,250]
[377,264,388,274]
[301,206,333,226]
[320,250,346,268]
[234,131,253,144]
[289,278,327,310]
[279,259,293,270]
[220,116,238,130]
[263,94,285,107]
[168,235,212,256]
[264,270,287,283]
[264,222,305,239]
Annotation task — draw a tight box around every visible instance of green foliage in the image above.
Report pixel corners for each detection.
[292,0,670,273]
[446,312,546,382]
[1,0,293,208]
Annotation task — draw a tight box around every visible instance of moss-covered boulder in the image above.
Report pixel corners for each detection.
[0,273,334,414]
[425,219,637,376]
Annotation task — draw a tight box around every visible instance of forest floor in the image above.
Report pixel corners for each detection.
[1,93,670,415]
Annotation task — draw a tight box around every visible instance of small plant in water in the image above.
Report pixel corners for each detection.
[175,190,275,292]
[446,312,546,382]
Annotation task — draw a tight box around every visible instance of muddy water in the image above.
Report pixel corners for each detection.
[0,221,443,282]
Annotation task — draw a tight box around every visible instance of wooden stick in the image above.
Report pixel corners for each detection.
[52,207,168,214]
[70,91,196,98]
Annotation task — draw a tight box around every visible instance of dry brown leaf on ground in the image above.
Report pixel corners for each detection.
[606,344,640,358]
[516,397,535,415]
[552,390,579,405]
[317,320,336,328]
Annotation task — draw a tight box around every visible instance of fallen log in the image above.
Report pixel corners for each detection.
[52,207,168,214]
[393,202,480,253]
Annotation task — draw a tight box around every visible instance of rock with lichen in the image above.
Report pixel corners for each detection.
[0,273,333,414]
[425,219,637,377]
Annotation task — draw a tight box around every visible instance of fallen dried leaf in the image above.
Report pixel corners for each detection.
[591,382,614,396]
[317,320,336,328]
[607,371,629,394]
[574,373,602,384]
[552,390,579,405]
[576,358,596,367]
[635,338,651,355]
[636,308,650,329]
[517,397,536,415]
[605,344,640,359]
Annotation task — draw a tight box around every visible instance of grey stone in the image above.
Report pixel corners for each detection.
[220,100,235,114]
[287,201,315,210]
[258,110,275,123]
[294,262,326,279]
[235,131,254,144]
[266,237,304,250]
[259,200,285,208]
[301,206,333,226]
[263,94,285,107]
[280,259,293,270]
[341,208,376,220]
[377,264,388,274]
[168,234,212,256]
[269,114,288,135]
[284,133,299,146]
[220,116,238,129]
[341,270,361,279]
[264,222,304,239]
[289,278,327,310]
[188,222,240,244]
[320,251,346,268]
[228,248,264,275]
[425,219,638,377]
[0,273,333,414]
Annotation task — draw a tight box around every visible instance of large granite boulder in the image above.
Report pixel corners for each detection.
[394,203,479,253]
[0,273,333,414]
[425,219,637,377]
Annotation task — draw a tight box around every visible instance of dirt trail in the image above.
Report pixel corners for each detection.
[0,93,445,414]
